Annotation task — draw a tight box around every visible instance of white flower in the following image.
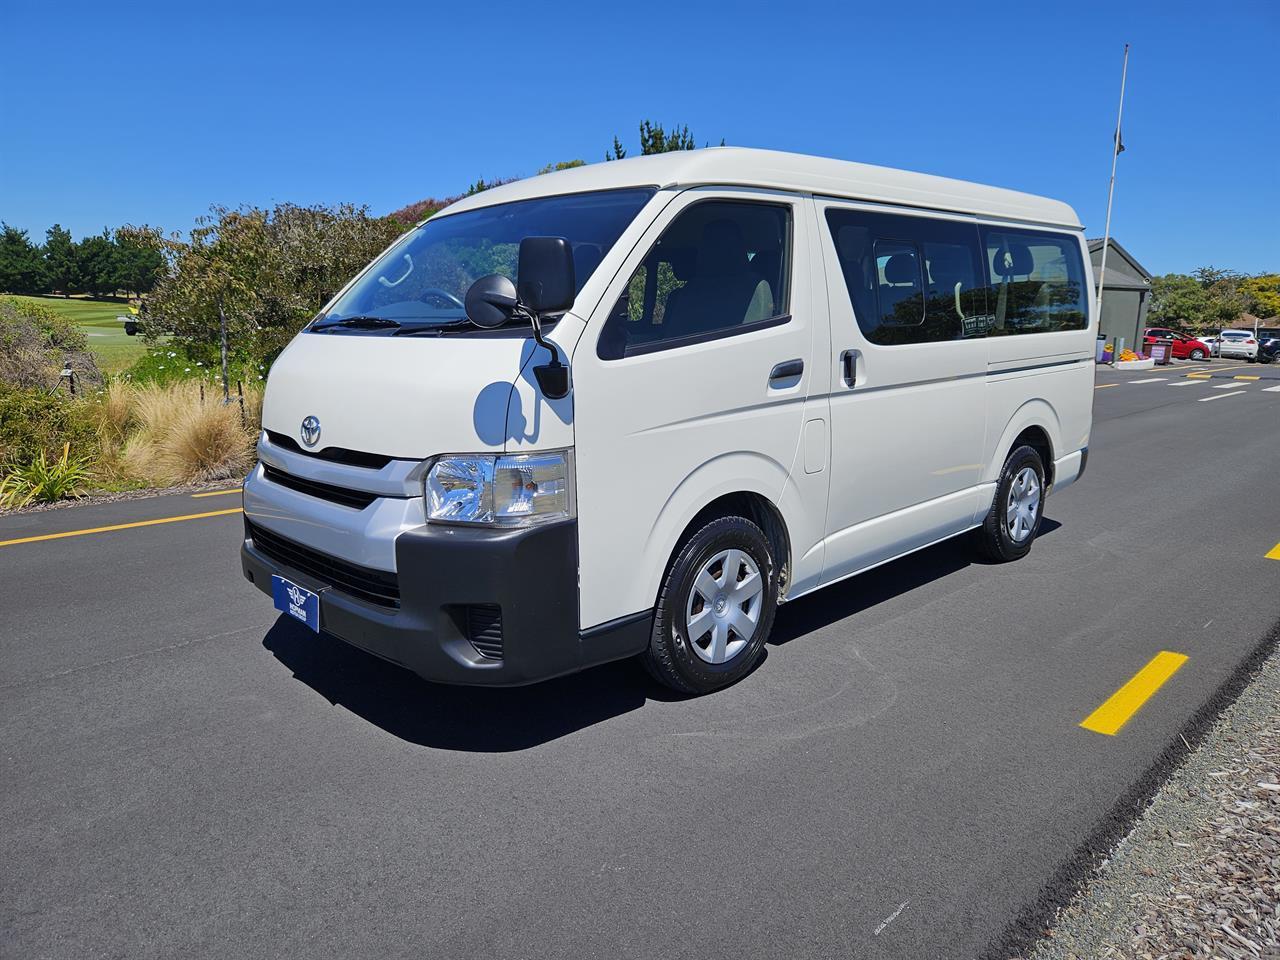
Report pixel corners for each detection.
[184,368,191,373]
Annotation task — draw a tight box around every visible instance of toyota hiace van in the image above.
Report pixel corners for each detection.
[241,148,1093,693]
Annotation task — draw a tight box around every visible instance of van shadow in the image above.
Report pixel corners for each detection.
[261,617,673,753]
[769,518,1061,646]
[263,519,1060,750]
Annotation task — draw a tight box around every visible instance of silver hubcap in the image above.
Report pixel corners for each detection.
[1006,466,1041,543]
[685,548,763,664]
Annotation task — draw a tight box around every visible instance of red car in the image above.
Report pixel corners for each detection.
[1143,327,1211,360]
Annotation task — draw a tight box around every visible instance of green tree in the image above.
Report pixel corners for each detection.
[1240,274,1280,318]
[607,121,708,160]
[75,230,118,297]
[137,203,406,370]
[43,224,78,296]
[112,230,164,297]
[537,159,587,174]
[0,224,45,294]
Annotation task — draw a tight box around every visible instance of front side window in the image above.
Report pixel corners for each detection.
[825,208,986,345]
[598,199,791,358]
[981,227,1088,336]
[315,188,655,334]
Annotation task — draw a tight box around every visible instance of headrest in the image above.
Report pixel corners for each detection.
[698,220,748,277]
[883,252,918,284]
[992,243,1034,277]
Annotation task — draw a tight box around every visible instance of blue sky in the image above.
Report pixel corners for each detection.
[2,0,1276,275]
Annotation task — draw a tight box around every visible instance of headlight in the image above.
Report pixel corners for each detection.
[424,451,574,526]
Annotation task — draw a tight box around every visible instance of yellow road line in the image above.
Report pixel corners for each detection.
[0,508,243,548]
[192,488,242,498]
[1080,651,1189,736]
[1185,373,1212,379]
[1234,375,1261,381]
[1266,541,1280,561]
[1094,383,1119,389]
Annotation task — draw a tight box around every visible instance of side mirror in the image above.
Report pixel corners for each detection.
[517,237,576,315]
[464,274,518,329]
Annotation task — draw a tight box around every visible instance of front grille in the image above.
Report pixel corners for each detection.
[262,464,378,510]
[265,430,394,470]
[464,605,504,660]
[247,520,400,608]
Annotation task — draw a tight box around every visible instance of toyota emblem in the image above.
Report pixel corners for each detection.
[300,416,321,447]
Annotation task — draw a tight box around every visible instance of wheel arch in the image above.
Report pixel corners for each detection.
[640,453,796,612]
[985,400,1062,488]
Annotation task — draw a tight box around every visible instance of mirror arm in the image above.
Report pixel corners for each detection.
[516,304,570,400]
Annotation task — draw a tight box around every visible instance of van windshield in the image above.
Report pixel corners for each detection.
[314,187,655,333]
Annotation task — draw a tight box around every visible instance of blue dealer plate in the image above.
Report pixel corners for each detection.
[272,575,320,632]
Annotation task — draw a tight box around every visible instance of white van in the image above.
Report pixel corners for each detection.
[241,148,1093,693]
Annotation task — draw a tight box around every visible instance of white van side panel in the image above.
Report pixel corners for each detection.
[572,188,821,630]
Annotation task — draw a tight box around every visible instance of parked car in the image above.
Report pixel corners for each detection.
[1218,329,1259,360]
[1142,327,1211,360]
[1257,328,1280,364]
[1196,332,1222,356]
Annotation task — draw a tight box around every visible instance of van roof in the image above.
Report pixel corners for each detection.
[437,147,1082,229]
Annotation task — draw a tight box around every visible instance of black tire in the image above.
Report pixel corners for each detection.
[1189,348,1206,360]
[973,444,1046,563]
[643,515,778,694]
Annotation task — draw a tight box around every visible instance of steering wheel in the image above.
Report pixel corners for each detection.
[420,288,465,310]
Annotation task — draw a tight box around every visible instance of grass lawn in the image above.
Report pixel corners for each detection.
[14,295,149,373]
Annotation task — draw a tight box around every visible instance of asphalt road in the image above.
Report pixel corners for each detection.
[4,359,1279,960]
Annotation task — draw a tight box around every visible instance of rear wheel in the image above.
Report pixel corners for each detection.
[643,515,778,694]
[974,445,1045,563]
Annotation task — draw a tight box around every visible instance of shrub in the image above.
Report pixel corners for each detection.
[0,296,102,391]
[0,384,97,464]
[0,442,92,508]
[111,381,255,485]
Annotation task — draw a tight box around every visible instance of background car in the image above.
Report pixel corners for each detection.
[1143,327,1211,360]
[1218,329,1259,360]
[1196,332,1222,356]
[1256,328,1280,364]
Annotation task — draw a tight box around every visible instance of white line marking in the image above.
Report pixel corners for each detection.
[1169,380,1207,387]
[1213,382,1241,389]
[1199,391,1247,402]
[1127,377,1167,384]
[874,901,910,936]
[1264,385,1280,393]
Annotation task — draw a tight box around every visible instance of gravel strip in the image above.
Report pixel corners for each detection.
[1019,646,1280,959]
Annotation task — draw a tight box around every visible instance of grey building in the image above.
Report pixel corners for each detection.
[1089,238,1152,352]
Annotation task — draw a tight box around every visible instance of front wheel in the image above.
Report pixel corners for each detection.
[974,445,1046,562]
[1190,348,1206,360]
[643,515,778,694]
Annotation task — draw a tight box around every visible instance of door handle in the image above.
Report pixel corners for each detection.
[840,349,859,387]
[769,359,804,384]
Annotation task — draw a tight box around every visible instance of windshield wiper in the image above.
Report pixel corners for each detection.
[310,316,401,332]
[392,319,473,336]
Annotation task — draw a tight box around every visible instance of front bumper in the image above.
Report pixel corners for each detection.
[242,517,649,686]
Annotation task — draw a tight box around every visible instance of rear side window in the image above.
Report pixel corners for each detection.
[598,199,791,359]
[825,208,987,345]
[980,227,1088,335]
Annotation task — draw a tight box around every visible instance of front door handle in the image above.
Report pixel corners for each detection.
[840,349,859,387]
[769,359,804,384]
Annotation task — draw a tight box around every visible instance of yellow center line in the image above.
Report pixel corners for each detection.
[1266,541,1280,560]
[1094,383,1119,389]
[1080,651,1189,736]
[192,487,243,499]
[0,508,243,548]
[1234,375,1261,380]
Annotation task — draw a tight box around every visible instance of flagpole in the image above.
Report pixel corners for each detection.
[1096,43,1130,326]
